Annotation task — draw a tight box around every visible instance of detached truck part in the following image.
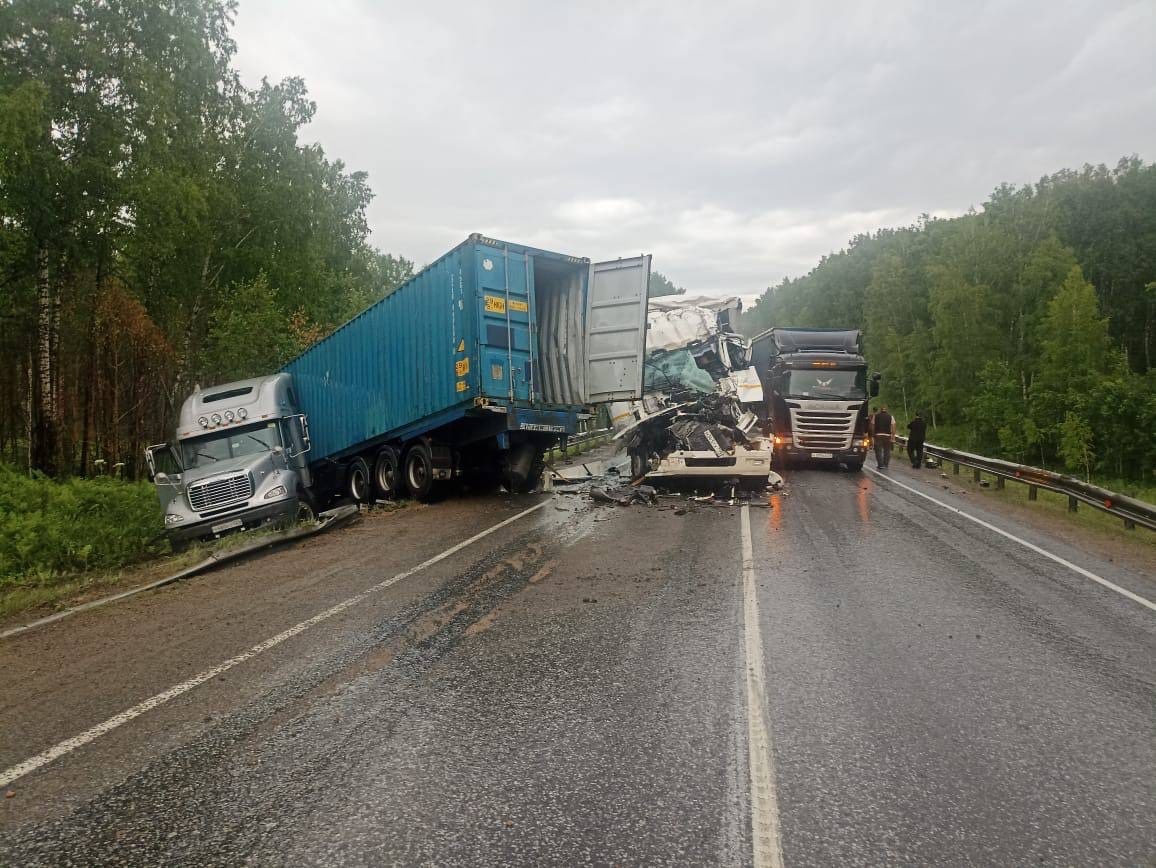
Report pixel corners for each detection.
[750,327,879,471]
[146,235,651,543]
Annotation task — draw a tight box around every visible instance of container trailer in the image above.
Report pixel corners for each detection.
[145,234,651,542]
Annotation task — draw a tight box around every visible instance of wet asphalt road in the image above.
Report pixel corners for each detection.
[0,461,1153,865]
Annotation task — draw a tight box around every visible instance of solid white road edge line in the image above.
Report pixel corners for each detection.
[0,500,552,790]
[740,505,786,868]
[866,468,1156,614]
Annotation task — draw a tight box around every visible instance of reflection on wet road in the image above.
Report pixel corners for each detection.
[0,464,1153,865]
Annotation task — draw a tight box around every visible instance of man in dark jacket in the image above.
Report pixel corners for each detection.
[871,406,895,468]
[907,410,927,468]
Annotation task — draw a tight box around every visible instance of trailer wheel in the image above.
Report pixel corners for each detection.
[403,443,436,501]
[346,457,372,502]
[373,446,401,498]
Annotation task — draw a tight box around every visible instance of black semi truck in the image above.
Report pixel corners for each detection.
[750,327,879,470]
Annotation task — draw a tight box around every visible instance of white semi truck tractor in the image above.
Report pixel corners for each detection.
[144,374,315,545]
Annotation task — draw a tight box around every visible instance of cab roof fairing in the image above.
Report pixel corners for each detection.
[175,372,297,440]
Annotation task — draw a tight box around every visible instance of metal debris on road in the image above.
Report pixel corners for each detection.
[589,484,658,506]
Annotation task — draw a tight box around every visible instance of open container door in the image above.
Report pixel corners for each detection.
[583,255,652,403]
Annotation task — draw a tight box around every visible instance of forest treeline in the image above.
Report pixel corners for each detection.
[0,0,413,479]
[741,158,1156,483]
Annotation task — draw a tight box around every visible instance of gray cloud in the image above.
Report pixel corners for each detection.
[232,0,1156,294]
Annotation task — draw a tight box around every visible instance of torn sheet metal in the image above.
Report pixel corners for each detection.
[647,305,720,353]
[608,295,775,489]
[589,484,657,506]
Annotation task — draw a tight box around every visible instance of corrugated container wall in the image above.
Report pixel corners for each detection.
[281,235,651,463]
[284,241,480,462]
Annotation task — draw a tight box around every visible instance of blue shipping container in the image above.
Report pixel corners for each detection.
[283,234,651,464]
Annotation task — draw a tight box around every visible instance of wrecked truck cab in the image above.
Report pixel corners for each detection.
[613,297,775,489]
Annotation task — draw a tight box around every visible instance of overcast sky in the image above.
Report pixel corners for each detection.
[232,0,1156,297]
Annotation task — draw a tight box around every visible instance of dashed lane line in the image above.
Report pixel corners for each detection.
[740,504,786,868]
[0,501,552,790]
[866,468,1156,614]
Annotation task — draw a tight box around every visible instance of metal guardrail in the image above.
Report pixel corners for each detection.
[896,436,1156,532]
[568,426,611,447]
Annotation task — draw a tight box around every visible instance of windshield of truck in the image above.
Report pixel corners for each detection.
[644,349,717,395]
[784,368,867,399]
[180,421,282,468]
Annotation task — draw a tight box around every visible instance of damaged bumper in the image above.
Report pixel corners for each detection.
[642,439,773,486]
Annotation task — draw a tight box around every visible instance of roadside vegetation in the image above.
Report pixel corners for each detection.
[932,464,1156,552]
[742,159,1156,487]
[0,1,414,481]
[0,465,166,616]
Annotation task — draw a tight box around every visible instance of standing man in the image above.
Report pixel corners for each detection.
[872,405,895,469]
[907,410,927,468]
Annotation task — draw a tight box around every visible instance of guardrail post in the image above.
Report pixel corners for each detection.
[973,468,981,483]
[1124,518,1136,530]
[1028,485,1037,501]
[953,462,960,475]
[996,477,1005,490]
[1068,496,1078,513]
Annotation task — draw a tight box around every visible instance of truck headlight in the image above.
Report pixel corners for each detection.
[263,485,287,500]
[164,513,185,525]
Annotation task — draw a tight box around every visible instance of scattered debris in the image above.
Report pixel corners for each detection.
[589,484,657,507]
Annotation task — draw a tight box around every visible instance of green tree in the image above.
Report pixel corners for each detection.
[0,0,410,477]
[203,275,299,383]
[1058,412,1095,480]
[648,271,685,298]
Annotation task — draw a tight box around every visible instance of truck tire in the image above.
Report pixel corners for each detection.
[843,458,864,472]
[373,446,401,498]
[296,487,318,523]
[403,442,436,501]
[346,457,372,502]
[630,451,649,480]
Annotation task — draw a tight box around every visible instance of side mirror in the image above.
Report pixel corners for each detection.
[286,414,312,459]
[869,371,881,398]
[145,442,182,482]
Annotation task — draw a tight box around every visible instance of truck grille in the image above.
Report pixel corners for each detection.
[188,471,253,513]
[788,403,860,450]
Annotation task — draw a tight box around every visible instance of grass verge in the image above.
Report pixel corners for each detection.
[934,464,1156,550]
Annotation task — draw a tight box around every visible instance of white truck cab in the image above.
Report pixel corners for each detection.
[145,373,313,544]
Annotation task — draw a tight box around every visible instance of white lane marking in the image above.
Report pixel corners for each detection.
[740,505,785,868]
[0,501,552,790]
[866,468,1156,613]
